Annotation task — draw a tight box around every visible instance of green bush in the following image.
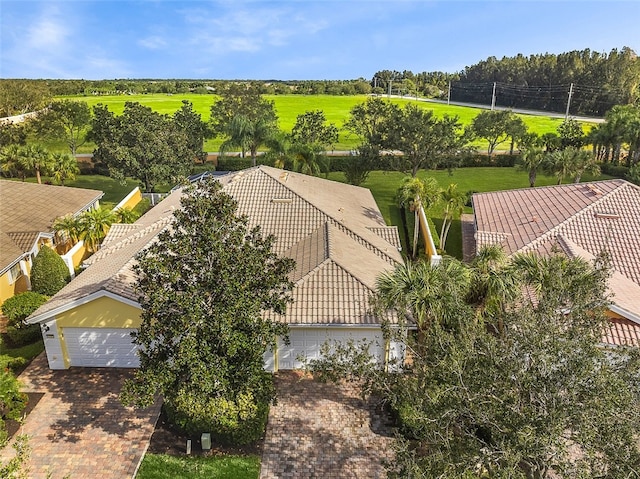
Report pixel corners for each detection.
[30,245,71,296]
[165,393,270,446]
[600,162,630,179]
[5,324,42,348]
[214,156,274,171]
[1,292,48,328]
[0,367,27,447]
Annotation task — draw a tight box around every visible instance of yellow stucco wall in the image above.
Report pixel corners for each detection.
[116,187,143,212]
[56,295,141,329]
[0,269,29,307]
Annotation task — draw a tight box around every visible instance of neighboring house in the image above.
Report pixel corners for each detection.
[27,166,405,370]
[0,180,103,307]
[472,179,640,346]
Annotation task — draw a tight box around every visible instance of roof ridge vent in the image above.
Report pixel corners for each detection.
[272,197,293,204]
[594,212,620,219]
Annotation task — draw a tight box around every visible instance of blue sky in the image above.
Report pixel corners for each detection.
[1,1,638,80]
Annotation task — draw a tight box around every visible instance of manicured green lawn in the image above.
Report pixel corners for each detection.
[135,453,260,479]
[57,94,591,153]
[0,340,44,360]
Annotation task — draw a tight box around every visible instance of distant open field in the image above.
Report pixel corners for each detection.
[59,94,589,153]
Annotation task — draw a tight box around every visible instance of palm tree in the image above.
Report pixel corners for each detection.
[79,208,116,252]
[51,152,80,186]
[220,115,277,167]
[52,214,83,252]
[518,146,545,187]
[545,147,600,184]
[376,258,471,349]
[219,115,252,160]
[19,144,52,184]
[114,207,139,224]
[468,245,520,333]
[396,176,441,259]
[439,184,467,252]
[0,144,28,180]
[264,132,295,169]
[292,142,326,177]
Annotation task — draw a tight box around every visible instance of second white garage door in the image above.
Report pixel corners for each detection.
[63,328,140,368]
[275,327,386,370]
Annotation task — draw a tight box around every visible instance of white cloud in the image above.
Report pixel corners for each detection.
[139,35,168,50]
[179,4,330,56]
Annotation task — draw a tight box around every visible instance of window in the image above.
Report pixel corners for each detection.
[8,263,23,284]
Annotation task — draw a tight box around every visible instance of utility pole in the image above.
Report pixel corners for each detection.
[388,79,392,98]
[491,82,497,110]
[447,81,451,105]
[565,82,574,120]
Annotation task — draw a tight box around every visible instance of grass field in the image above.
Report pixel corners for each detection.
[57,94,587,153]
[135,453,260,479]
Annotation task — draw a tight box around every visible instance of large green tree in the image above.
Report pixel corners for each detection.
[31,99,91,155]
[172,100,208,164]
[121,178,295,445]
[89,102,195,192]
[312,251,640,479]
[210,83,278,167]
[469,109,517,155]
[290,110,339,148]
[383,103,468,176]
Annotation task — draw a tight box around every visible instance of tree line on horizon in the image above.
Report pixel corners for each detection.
[1,47,637,118]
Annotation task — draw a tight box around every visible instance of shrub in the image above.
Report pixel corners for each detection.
[5,325,42,347]
[1,292,48,328]
[600,163,629,179]
[0,367,27,447]
[165,392,270,446]
[30,245,70,296]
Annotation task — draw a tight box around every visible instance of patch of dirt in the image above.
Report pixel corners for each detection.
[147,407,263,457]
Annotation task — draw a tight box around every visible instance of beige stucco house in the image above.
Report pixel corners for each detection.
[27,166,406,370]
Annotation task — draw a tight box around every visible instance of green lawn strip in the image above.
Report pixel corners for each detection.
[135,453,260,479]
[52,94,588,153]
[0,340,45,360]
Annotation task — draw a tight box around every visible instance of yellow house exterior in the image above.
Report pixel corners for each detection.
[0,262,30,305]
[49,295,141,368]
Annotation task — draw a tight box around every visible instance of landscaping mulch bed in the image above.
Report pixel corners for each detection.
[147,407,263,458]
[5,392,44,441]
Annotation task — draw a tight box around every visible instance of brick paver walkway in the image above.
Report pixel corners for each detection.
[0,353,161,479]
[260,372,394,479]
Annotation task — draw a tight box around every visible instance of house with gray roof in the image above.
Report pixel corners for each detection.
[472,179,640,347]
[27,166,405,370]
[0,180,103,307]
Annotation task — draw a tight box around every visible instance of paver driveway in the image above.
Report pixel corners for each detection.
[260,371,395,479]
[0,353,161,479]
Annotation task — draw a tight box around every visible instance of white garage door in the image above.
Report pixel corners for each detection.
[64,328,140,368]
[276,328,386,370]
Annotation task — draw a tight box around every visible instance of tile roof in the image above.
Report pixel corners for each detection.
[472,179,640,344]
[29,167,402,327]
[0,180,103,272]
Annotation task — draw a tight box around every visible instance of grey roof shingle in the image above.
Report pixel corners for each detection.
[0,180,103,272]
[29,167,403,326]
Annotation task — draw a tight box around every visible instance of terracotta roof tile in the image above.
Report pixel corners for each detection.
[472,179,640,345]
